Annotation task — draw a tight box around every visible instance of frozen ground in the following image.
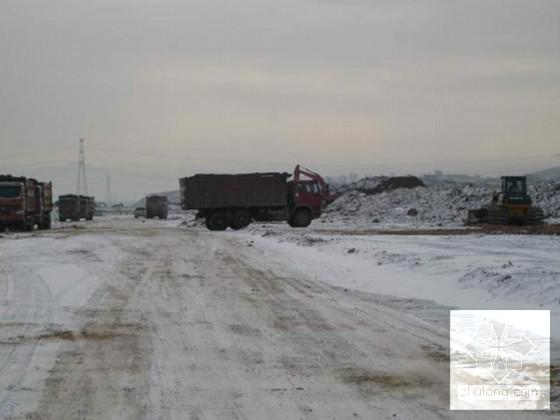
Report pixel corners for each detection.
[0,216,557,418]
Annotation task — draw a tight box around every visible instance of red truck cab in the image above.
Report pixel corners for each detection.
[286,165,334,227]
[287,180,323,227]
[0,180,26,228]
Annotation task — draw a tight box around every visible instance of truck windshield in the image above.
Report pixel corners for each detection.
[0,185,22,198]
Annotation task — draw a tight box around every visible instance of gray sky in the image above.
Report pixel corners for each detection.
[1,0,559,200]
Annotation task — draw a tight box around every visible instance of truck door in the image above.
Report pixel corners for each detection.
[295,182,322,217]
[308,182,323,216]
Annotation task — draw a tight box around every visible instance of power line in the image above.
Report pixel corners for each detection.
[86,165,179,181]
[88,146,559,169]
[0,146,75,160]
[88,146,293,166]
[2,144,558,175]
[0,160,75,170]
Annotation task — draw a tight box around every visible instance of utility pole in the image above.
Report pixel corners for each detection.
[76,138,88,196]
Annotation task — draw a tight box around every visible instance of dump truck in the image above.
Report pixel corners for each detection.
[467,176,544,225]
[145,195,168,219]
[58,195,95,221]
[179,165,329,230]
[59,195,79,221]
[0,175,53,231]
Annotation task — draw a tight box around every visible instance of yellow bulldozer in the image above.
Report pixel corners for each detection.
[467,176,544,225]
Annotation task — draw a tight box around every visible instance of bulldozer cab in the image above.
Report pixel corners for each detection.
[501,176,531,205]
[503,176,526,195]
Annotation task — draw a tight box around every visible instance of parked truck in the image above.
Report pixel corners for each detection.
[83,196,95,220]
[58,195,95,222]
[145,195,168,219]
[0,175,53,231]
[179,165,331,230]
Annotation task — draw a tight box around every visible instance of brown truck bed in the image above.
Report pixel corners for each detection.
[180,173,289,210]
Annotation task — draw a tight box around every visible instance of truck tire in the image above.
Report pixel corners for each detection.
[290,208,312,228]
[208,212,228,231]
[230,209,251,230]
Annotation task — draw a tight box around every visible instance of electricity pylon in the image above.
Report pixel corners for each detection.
[76,138,88,196]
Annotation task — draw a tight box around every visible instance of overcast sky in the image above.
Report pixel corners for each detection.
[1,0,559,200]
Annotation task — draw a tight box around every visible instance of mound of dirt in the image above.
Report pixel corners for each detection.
[357,176,425,195]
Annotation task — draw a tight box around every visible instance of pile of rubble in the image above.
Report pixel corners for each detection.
[324,176,560,226]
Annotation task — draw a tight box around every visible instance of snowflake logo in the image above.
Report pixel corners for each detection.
[461,320,537,384]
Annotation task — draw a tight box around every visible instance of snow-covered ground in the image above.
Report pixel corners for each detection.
[0,216,558,418]
[240,223,560,337]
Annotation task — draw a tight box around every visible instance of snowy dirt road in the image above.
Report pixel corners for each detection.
[0,218,555,419]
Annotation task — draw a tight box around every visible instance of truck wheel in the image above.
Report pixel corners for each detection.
[230,209,251,230]
[208,212,228,231]
[44,215,52,230]
[290,209,312,228]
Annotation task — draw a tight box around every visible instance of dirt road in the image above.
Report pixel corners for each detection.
[0,219,552,419]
